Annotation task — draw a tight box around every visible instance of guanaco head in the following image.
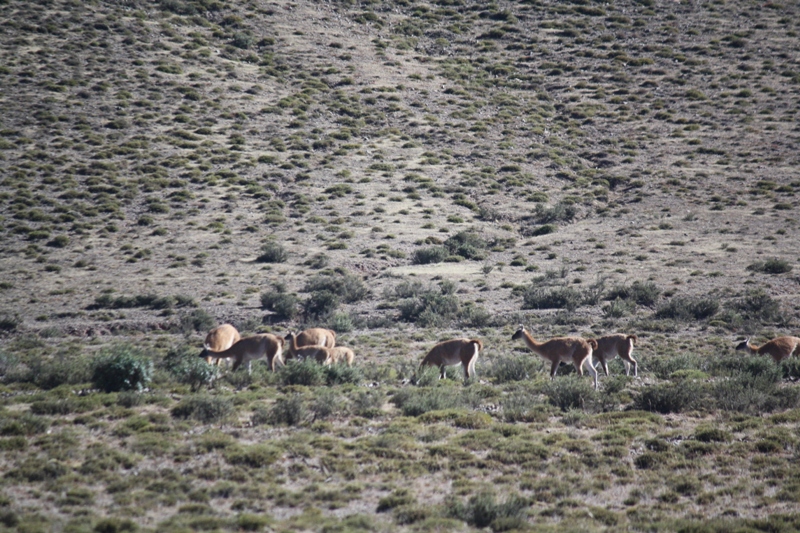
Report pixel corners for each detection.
[735,337,752,353]
[284,331,298,349]
[511,325,526,341]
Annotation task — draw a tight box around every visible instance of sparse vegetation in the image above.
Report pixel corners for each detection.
[1,0,800,530]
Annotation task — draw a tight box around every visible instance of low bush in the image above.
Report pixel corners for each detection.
[171,395,235,424]
[443,231,488,260]
[224,444,281,468]
[178,309,215,334]
[255,241,288,263]
[352,390,384,418]
[487,355,537,383]
[303,270,369,303]
[281,359,326,386]
[269,394,307,426]
[647,353,703,380]
[543,375,597,411]
[655,297,719,321]
[28,356,92,389]
[397,284,460,327]
[605,281,661,306]
[411,246,448,265]
[92,345,153,393]
[732,289,783,323]
[162,345,219,390]
[94,518,139,533]
[448,491,528,530]
[0,314,20,333]
[260,285,299,321]
[390,387,463,417]
[709,355,782,382]
[302,290,340,320]
[634,381,705,414]
[309,389,344,420]
[522,285,583,311]
[746,257,792,275]
[325,364,362,385]
[327,312,354,333]
[502,392,548,423]
[534,201,578,224]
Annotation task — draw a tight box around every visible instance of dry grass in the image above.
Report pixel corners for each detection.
[2,0,800,530]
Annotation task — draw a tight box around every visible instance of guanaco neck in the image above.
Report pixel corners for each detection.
[288,333,300,352]
[517,329,543,352]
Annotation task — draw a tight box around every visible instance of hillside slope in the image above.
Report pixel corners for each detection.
[1,0,799,336]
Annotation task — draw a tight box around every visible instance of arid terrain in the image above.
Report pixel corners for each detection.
[1,0,800,531]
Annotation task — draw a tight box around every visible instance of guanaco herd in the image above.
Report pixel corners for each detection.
[198,323,800,389]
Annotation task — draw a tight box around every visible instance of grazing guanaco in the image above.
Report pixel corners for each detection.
[199,324,241,366]
[202,334,285,374]
[512,325,599,389]
[593,334,638,377]
[419,338,483,380]
[284,328,336,360]
[329,346,355,367]
[285,332,334,365]
[735,336,800,363]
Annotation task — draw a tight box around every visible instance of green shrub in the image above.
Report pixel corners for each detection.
[411,246,448,265]
[1,413,49,436]
[28,356,92,389]
[171,395,235,423]
[448,491,528,530]
[444,231,488,260]
[302,290,340,320]
[260,283,299,321]
[224,444,280,468]
[534,201,577,224]
[647,353,703,379]
[605,281,661,306]
[732,289,783,322]
[747,257,792,274]
[327,312,354,333]
[178,309,215,334]
[390,387,463,416]
[325,364,362,386]
[236,514,272,532]
[527,224,557,237]
[269,394,306,426]
[543,375,597,411]
[94,517,139,533]
[709,355,782,382]
[169,353,219,392]
[0,314,20,333]
[634,381,705,414]
[782,358,800,380]
[502,392,548,423]
[693,427,732,443]
[7,458,68,482]
[522,285,583,311]
[309,389,344,420]
[92,346,153,392]
[255,241,288,263]
[280,359,326,386]
[352,390,384,418]
[303,270,369,303]
[397,284,460,327]
[487,355,537,383]
[655,297,718,321]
